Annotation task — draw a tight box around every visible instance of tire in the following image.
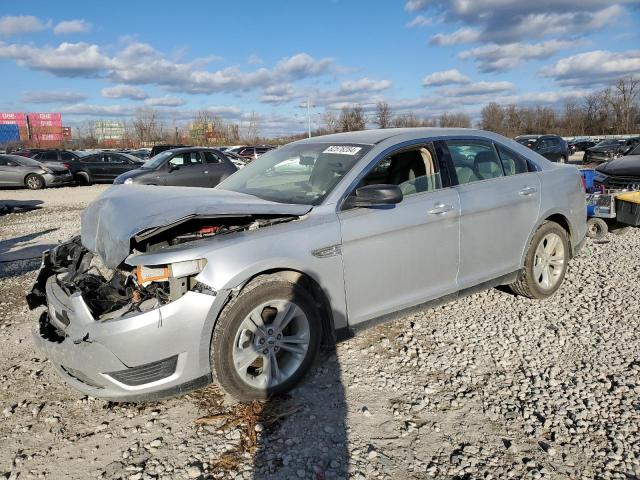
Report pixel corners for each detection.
[586,218,608,239]
[559,155,567,164]
[509,221,570,299]
[25,173,45,190]
[210,276,322,401]
[75,172,92,186]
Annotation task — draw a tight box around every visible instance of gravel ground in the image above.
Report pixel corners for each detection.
[0,184,639,480]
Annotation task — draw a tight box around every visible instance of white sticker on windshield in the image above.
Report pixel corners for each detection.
[323,145,362,155]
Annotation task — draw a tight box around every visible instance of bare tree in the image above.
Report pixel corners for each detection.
[132,107,163,145]
[374,101,392,129]
[609,75,640,134]
[439,112,471,128]
[244,111,260,142]
[338,104,366,132]
[480,103,506,134]
[321,108,339,133]
[392,112,424,127]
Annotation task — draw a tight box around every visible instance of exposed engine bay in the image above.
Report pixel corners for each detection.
[27,214,298,319]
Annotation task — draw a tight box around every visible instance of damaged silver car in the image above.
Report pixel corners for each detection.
[28,128,587,402]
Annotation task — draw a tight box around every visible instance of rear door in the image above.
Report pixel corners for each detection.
[202,150,236,187]
[102,154,134,181]
[442,138,541,289]
[79,154,106,181]
[0,157,24,185]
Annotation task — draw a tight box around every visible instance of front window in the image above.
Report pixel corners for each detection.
[141,151,173,169]
[217,142,372,205]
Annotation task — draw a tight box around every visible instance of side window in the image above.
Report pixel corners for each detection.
[203,151,222,163]
[40,151,58,161]
[496,145,529,176]
[358,144,442,196]
[80,155,98,163]
[60,152,74,161]
[536,138,549,150]
[446,139,503,185]
[104,154,125,163]
[548,137,560,148]
[169,152,202,167]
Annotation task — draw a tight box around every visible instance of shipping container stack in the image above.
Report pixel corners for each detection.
[0,124,20,145]
[0,112,29,142]
[28,113,64,147]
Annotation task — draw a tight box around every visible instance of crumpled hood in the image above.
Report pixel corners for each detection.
[81,185,312,268]
[588,145,620,154]
[596,155,640,177]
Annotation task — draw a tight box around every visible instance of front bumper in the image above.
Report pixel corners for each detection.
[43,172,74,186]
[33,275,216,401]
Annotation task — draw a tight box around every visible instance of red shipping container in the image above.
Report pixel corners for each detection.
[0,112,27,126]
[29,119,62,127]
[34,133,64,141]
[29,112,62,122]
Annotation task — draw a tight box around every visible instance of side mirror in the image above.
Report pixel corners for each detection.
[343,184,403,209]
[169,163,180,172]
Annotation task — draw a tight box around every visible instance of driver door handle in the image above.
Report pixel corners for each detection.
[519,186,537,196]
[428,203,454,215]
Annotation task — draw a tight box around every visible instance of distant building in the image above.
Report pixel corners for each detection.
[94,120,125,144]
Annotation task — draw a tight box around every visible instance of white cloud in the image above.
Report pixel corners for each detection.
[59,103,137,116]
[101,85,148,100]
[23,90,88,104]
[337,77,392,95]
[247,54,263,65]
[0,15,48,37]
[406,15,433,27]
[540,50,640,85]
[410,1,628,44]
[430,27,481,46]
[437,81,516,97]
[144,95,186,107]
[260,84,297,104]
[423,69,471,86]
[0,41,111,76]
[54,19,92,35]
[459,40,580,72]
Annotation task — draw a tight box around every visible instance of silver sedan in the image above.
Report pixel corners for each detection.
[0,154,73,189]
[29,128,586,401]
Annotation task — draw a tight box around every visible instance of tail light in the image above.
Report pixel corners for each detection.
[62,162,72,169]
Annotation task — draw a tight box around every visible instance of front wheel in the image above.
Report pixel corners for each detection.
[509,221,569,299]
[210,276,322,401]
[25,174,45,190]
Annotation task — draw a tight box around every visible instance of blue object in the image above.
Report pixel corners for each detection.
[580,169,595,191]
[0,124,20,144]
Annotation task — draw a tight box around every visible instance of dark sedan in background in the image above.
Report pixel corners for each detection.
[114,147,237,187]
[514,134,569,163]
[594,149,640,190]
[0,154,73,189]
[584,138,640,163]
[34,150,143,185]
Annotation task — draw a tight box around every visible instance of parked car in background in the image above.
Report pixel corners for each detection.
[113,147,237,187]
[0,154,73,189]
[594,150,640,190]
[223,150,248,168]
[33,150,142,185]
[583,138,640,163]
[122,149,151,161]
[150,144,188,157]
[569,139,597,153]
[229,145,275,160]
[9,148,46,158]
[29,128,586,402]
[514,134,569,163]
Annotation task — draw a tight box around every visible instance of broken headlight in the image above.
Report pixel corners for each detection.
[135,259,208,302]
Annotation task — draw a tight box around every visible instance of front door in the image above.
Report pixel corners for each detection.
[338,143,460,326]
[0,157,24,185]
[166,151,209,187]
[443,139,541,289]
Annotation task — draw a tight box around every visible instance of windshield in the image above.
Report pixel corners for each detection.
[597,140,622,147]
[141,150,173,169]
[217,142,372,205]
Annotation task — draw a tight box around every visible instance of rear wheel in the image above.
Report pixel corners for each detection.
[210,276,322,401]
[509,221,569,299]
[25,174,44,190]
[75,172,91,186]
[586,217,608,239]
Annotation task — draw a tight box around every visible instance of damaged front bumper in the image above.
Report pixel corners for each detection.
[29,243,219,401]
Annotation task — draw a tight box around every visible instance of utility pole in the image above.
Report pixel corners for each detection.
[307,98,311,138]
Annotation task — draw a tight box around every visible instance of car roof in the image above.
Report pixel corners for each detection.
[295,128,497,146]
[164,147,222,153]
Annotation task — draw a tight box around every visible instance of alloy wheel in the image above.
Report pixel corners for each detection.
[232,299,310,390]
[533,233,565,290]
